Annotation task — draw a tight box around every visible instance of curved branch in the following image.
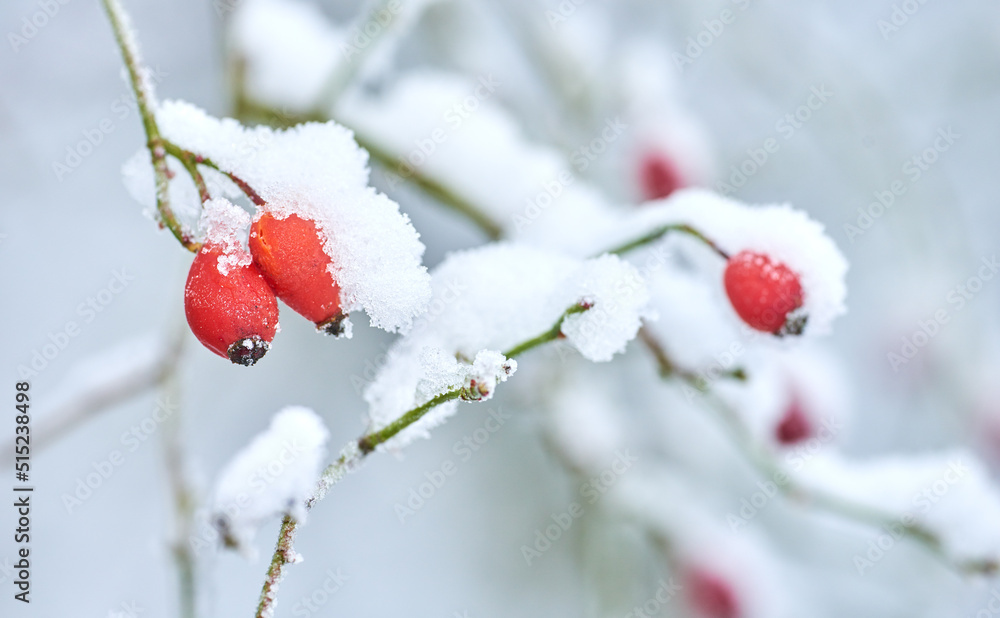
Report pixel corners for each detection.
[254,302,591,618]
[100,0,201,252]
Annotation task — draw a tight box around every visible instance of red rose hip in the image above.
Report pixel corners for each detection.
[184,244,279,366]
[638,150,685,201]
[249,212,347,335]
[775,396,812,444]
[685,568,741,618]
[724,250,805,335]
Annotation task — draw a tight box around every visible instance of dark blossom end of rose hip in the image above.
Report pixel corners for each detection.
[227,335,271,366]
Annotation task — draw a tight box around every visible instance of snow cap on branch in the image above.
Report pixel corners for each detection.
[792,450,1000,568]
[124,100,432,333]
[362,244,652,450]
[212,406,329,553]
[627,189,849,336]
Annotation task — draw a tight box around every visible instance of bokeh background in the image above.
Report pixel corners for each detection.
[2,0,1000,616]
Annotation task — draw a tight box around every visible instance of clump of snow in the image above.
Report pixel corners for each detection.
[362,244,652,449]
[643,264,743,371]
[462,349,517,401]
[229,0,345,113]
[715,345,851,449]
[336,71,618,240]
[199,198,252,276]
[606,189,848,336]
[212,407,330,552]
[230,0,443,114]
[122,149,240,226]
[792,450,1000,565]
[130,100,431,332]
[612,471,794,618]
[617,39,715,196]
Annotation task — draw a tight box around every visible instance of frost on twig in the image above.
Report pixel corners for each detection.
[121,101,432,333]
[363,244,652,450]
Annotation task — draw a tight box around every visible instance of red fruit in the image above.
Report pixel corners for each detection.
[249,212,347,335]
[686,568,741,618]
[639,151,685,201]
[184,244,279,366]
[775,396,812,444]
[724,250,805,335]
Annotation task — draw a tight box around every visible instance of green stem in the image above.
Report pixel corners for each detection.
[162,140,267,207]
[358,389,462,454]
[254,514,298,618]
[162,142,210,205]
[255,302,592,616]
[638,326,745,384]
[602,223,729,259]
[230,95,504,240]
[100,0,200,253]
[309,0,400,117]
[503,302,590,358]
[348,134,505,241]
[672,369,997,576]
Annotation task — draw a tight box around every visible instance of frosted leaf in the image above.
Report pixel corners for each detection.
[792,450,1000,566]
[153,100,431,332]
[212,407,330,553]
[363,244,651,449]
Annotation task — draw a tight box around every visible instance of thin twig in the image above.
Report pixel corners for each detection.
[27,329,184,453]
[601,223,729,259]
[638,326,745,384]
[162,141,211,204]
[100,0,201,252]
[230,95,505,240]
[253,303,592,618]
[161,369,198,618]
[671,366,998,576]
[309,0,401,116]
[355,135,505,241]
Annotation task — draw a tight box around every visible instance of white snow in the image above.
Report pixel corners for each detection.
[603,189,849,336]
[362,244,652,449]
[212,407,330,552]
[792,450,1000,565]
[229,0,345,113]
[229,0,443,113]
[544,363,626,473]
[612,471,794,618]
[128,100,431,332]
[336,70,617,241]
[199,198,253,276]
[617,39,714,196]
[715,345,852,448]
